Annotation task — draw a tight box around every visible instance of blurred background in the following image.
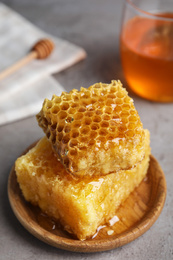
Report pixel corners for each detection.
[1,0,124,89]
[0,1,172,260]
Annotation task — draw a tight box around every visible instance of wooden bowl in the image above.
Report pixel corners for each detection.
[8,143,166,253]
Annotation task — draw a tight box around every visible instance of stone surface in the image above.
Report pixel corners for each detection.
[0,0,172,259]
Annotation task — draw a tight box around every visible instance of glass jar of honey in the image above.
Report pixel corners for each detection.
[120,0,173,102]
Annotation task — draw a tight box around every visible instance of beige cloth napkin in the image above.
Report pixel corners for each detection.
[0,3,86,126]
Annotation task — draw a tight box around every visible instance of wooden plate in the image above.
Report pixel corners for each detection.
[8,143,166,253]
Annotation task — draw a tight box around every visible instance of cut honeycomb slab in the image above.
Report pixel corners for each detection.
[36,80,145,177]
[15,130,150,241]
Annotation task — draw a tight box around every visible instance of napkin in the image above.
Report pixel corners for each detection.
[0,3,86,126]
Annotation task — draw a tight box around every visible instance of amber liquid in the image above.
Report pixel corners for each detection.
[120,13,173,102]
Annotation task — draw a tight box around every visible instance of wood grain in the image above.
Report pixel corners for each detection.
[8,143,166,253]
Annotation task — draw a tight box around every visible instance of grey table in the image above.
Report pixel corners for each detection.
[0,1,172,259]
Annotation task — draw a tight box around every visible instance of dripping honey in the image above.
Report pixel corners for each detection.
[120,12,173,102]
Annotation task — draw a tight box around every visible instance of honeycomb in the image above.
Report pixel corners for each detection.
[36,80,145,177]
[15,130,150,240]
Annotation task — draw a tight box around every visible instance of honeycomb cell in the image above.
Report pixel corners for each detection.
[62,135,70,144]
[68,108,76,114]
[83,117,92,125]
[91,123,99,131]
[79,136,88,144]
[121,117,129,124]
[115,98,123,105]
[93,115,101,123]
[116,91,124,98]
[36,80,146,177]
[107,93,116,99]
[79,146,87,151]
[96,136,106,145]
[91,98,97,104]
[122,104,131,110]
[95,110,102,115]
[51,106,60,114]
[65,116,74,123]
[57,132,63,142]
[121,111,130,118]
[99,129,108,136]
[126,130,134,138]
[97,101,105,109]
[69,139,78,148]
[51,135,56,144]
[85,111,94,117]
[71,130,79,138]
[89,131,98,139]
[106,99,114,107]
[58,111,67,120]
[80,126,90,135]
[46,132,50,139]
[50,123,57,131]
[61,102,69,109]
[54,97,61,103]
[72,94,79,102]
[107,134,115,140]
[113,105,121,113]
[88,139,96,147]
[45,100,52,109]
[128,122,136,130]
[62,93,71,101]
[129,115,138,122]
[109,127,115,132]
[119,123,127,131]
[73,121,81,128]
[100,121,109,128]
[71,103,79,108]
[102,114,111,121]
[63,157,70,167]
[81,99,91,106]
[109,120,118,127]
[69,149,78,157]
[104,106,112,114]
[74,113,83,120]
[57,125,63,132]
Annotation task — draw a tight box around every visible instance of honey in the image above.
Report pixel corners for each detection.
[15,131,150,241]
[37,80,145,177]
[120,13,173,102]
[15,80,151,241]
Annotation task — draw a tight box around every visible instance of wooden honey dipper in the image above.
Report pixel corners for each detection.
[0,38,54,80]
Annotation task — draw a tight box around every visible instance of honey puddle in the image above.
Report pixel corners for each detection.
[31,203,120,240]
[92,215,120,239]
